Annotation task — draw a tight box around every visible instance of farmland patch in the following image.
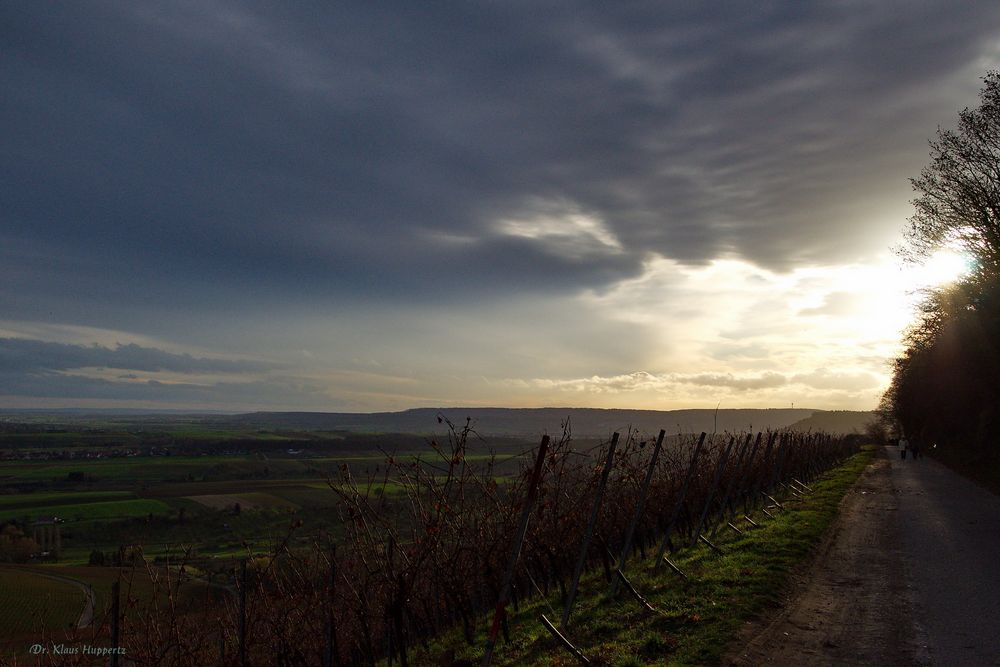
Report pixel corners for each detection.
[0,490,135,509]
[0,499,172,523]
[0,567,85,638]
[184,492,297,511]
[265,485,338,508]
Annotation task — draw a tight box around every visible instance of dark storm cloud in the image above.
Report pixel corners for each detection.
[0,336,319,406]
[0,369,323,406]
[0,338,271,374]
[3,1,1000,325]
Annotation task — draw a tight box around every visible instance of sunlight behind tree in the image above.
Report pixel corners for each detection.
[880,70,1000,474]
[916,248,974,286]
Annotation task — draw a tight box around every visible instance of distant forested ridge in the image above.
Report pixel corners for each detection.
[787,410,875,434]
[219,407,867,437]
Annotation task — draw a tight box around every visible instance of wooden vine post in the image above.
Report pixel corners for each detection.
[481,434,550,667]
[655,432,706,563]
[690,435,737,548]
[561,432,619,629]
[711,432,754,538]
[611,429,666,595]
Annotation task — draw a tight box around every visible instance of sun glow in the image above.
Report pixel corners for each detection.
[914,248,972,286]
[847,249,972,342]
[574,249,983,409]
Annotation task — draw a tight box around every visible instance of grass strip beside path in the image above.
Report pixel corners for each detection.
[418,445,875,666]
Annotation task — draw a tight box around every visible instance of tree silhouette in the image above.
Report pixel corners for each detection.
[906,69,1000,275]
[883,71,1000,468]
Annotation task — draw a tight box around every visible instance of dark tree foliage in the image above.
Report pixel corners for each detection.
[880,283,1000,445]
[906,70,1000,272]
[882,71,1000,461]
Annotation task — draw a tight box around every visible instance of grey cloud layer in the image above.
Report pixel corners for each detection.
[0,370,323,407]
[0,338,270,374]
[532,369,880,394]
[4,2,1000,329]
[0,337,321,407]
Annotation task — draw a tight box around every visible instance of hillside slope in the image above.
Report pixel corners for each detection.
[224,407,823,437]
[787,410,875,434]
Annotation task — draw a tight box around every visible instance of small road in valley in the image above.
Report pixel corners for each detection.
[729,446,1000,666]
[35,570,96,629]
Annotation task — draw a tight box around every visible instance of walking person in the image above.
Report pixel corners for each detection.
[899,436,909,460]
[910,437,922,460]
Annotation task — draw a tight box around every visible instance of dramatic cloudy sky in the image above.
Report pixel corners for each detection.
[2,2,998,412]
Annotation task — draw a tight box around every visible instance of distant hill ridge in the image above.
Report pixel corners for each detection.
[223,407,874,437]
[786,410,875,434]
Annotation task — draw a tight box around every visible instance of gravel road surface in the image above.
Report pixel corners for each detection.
[893,446,1000,666]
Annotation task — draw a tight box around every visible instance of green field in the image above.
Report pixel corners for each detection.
[5,564,221,629]
[0,498,172,523]
[135,478,326,496]
[265,484,339,507]
[0,428,517,615]
[185,491,298,511]
[0,490,135,509]
[0,448,509,565]
[17,564,151,611]
[0,456,264,482]
[0,451,519,485]
[0,567,85,637]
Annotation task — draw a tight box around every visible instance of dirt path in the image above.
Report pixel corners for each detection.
[727,446,1000,666]
[727,448,928,666]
